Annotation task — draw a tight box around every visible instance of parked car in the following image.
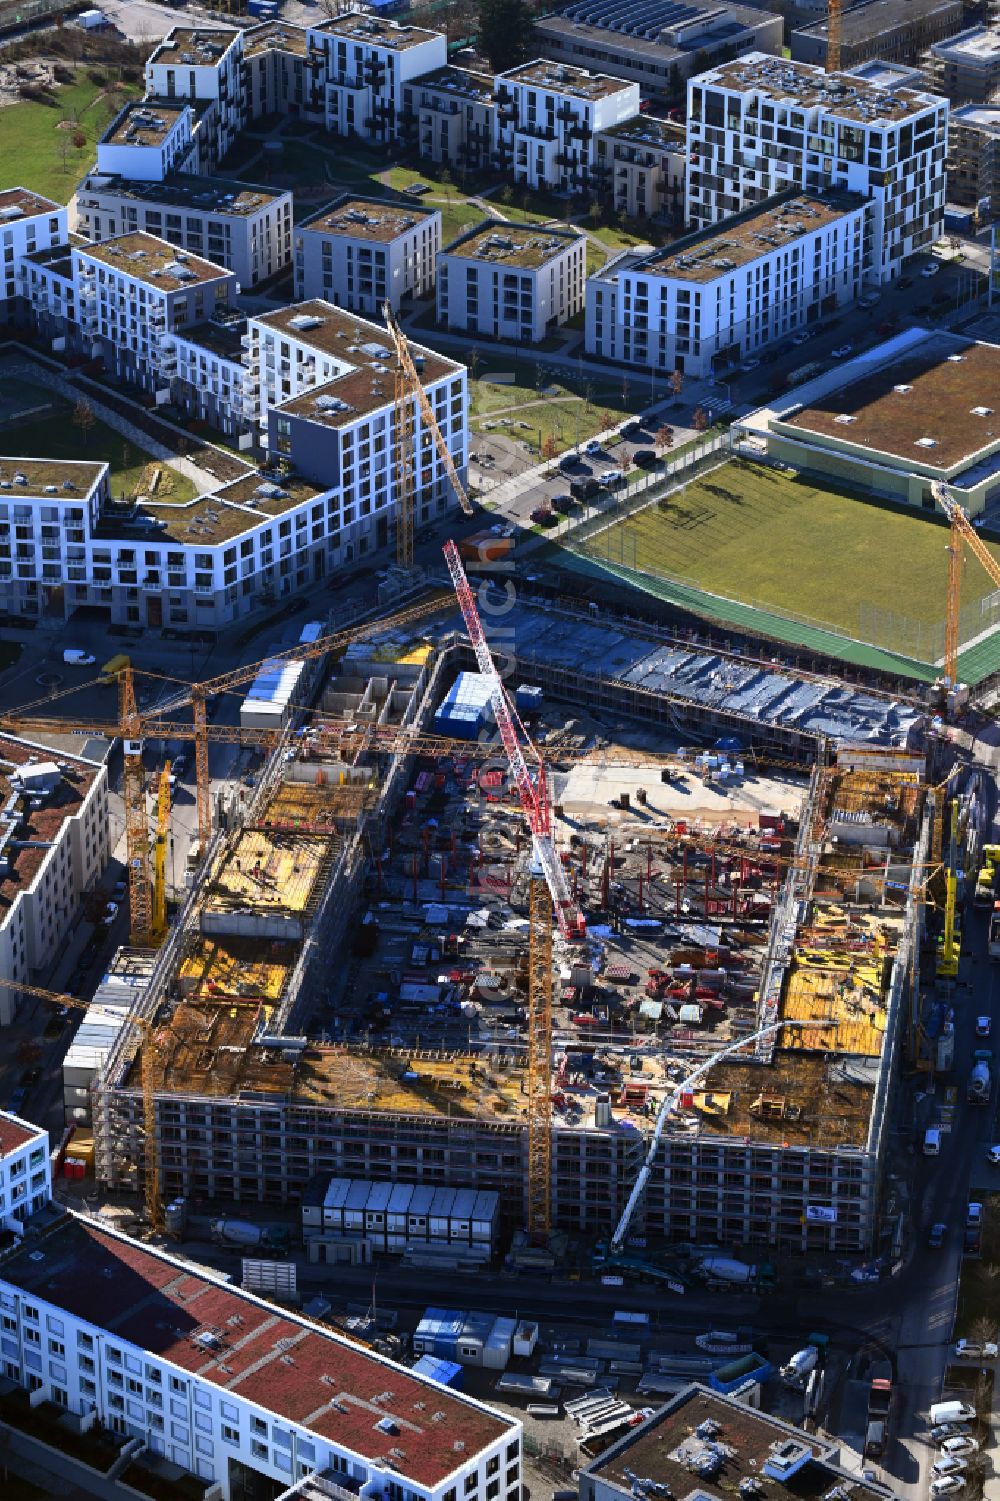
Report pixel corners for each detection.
[928,1222,947,1248]
[932,1458,967,1478]
[600,469,625,487]
[929,1477,965,1497]
[738,357,761,372]
[922,261,941,277]
[571,1013,600,1027]
[633,450,658,468]
[987,1144,1000,1164]
[942,1437,980,1456]
[791,330,813,345]
[551,494,575,514]
[968,1202,983,1229]
[832,344,854,358]
[101,902,119,927]
[621,421,644,440]
[977,1016,991,1036]
[859,292,881,309]
[584,439,603,455]
[931,1425,968,1444]
[558,454,581,473]
[954,1340,997,1361]
[63,649,96,666]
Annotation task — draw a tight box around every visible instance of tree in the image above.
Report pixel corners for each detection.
[72,398,96,449]
[542,434,559,461]
[72,130,87,153]
[669,368,684,396]
[439,167,454,208]
[655,424,674,452]
[692,406,709,433]
[478,0,534,72]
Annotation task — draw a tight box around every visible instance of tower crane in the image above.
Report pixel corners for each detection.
[826,0,842,71]
[932,480,1000,691]
[383,303,474,571]
[443,538,580,1238]
[151,762,172,945]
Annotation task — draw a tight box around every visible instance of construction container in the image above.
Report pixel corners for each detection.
[241,657,308,731]
[434,672,493,740]
[515,684,543,715]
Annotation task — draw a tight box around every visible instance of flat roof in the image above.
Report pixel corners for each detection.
[784,335,1000,472]
[78,233,231,292]
[0,456,106,497]
[600,114,685,147]
[797,0,961,44]
[952,102,1000,130]
[148,26,239,65]
[243,19,309,57]
[588,1388,863,1501]
[0,187,60,221]
[179,934,296,1007]
[0,1212,514,1486]
[0,1111,43,1157]
[103,99,188,148]
[699,51,942,123]
[444,219,583,269]
[499,58,635,100]
[310,12,440,48]
[103,471,320,546]
[632,191,862,283]
[410,64,494,102]
[84,172,288,217]
[300,195,438,243]
[177,318,245,363]
[22,243,75,281]
[535,14,686,64]
[0,738,99,917]
[931,23,1000,62]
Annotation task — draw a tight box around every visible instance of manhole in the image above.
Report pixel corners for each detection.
[35,672,63,689]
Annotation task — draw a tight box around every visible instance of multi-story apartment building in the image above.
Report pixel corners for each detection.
[534,0,783,95]
[74,174,293,288]
[0,1171,520,1501]
[254,301,468,548]
[686,54,948,281]
[438,221,586,341]
[0,189,66,322]
[0,1113,50,1226]
[304,13,447,144]
[242,20,316,121]
[0,715,110,1014]
[294,196,440,314]
[587,190,870,376]
[400,66,496,172]
[947,104,1000,219]
[791,0,963,70]
[71,233,238,397]
[144,26,244,168]
[593,115,686,220]
[494,61,640,194]
[923,24,1000,103]
[167,313,253,438]
[95,99,199,183]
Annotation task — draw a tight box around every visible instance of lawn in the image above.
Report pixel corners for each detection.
[470,360,645,456]
[582,460,1000,659]
[0,74,140,203]
[2,402,197,505]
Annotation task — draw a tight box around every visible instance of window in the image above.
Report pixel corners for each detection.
[221,1425,239,1446]
[465,1478,478,1495]
[251,1417,267,1436]
[251,1439,268,1461]
[170,1376,187,1394]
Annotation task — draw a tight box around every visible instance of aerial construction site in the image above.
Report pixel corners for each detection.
[53,540,937,1274]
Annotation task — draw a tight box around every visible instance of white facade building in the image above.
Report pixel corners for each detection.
[0,189,67,316]
[0,1114,50,1229]
[400,66,496,173]
[494,60,640,194]
[586,190,871,376]
[255,300,468,551]
[0,1182,520,1501]
[95,99,197,183]
[74,175,293,289]
[144,26,244,167]
[305,13,447,144]
[0,721,110,1017]
[294,196,440,314]
[71,233,238,397]
[438,220,585,342]
[685,53,948,281]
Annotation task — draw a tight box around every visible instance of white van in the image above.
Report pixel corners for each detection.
[924,1127,942,1156]
[930,1402,976,1426]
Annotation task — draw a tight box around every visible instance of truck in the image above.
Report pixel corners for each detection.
[865,1362,893,1457]
[967,1049,993,1104]
[210,1219,289,1254]
[781,1333,829,1390]
[785,361,824,389]
[98,653,130,685]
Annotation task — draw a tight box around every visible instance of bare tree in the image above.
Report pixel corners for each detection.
[73,398,96,449]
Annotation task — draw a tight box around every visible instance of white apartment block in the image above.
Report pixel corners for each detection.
[494,60,640,195]
[0,189,67,317]
[586,190,871,376]
[144,26,244,169]
[594,116,686,221]
[71,233,238,398]
[243,20,316,122]
[0,1179,521,1501]
[0,1115,50,1227]
[0,718,110,1016]
[95,99,198,183]
[167,315,253,438]
[255,301,468,549]
[294,196,440,314]
[74,174,293,289]
[19,244,77,351]
[305,13,447,144]
[686,53,947,281]
[400,65,496,173]
[438,221,585,342]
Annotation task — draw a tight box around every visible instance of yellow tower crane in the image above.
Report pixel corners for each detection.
[933,479,1000,690]
[151,761,171,945]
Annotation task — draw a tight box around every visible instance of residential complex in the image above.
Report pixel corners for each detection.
[400,65,496,173]
[437,221,586,342]
[594,115,686,221]
[294,196,441,314]
[534,0,783,93]
[73,174,293,288]
[494,61,640,195]
[0,189,67,315]
[0,1113,50,1228]
[305,12,447,143]
[790,0,963,70]
[735,328,1000,515]
[922,23,1000,103]
[0,1153,520,1501]
[0,719,110,1015]
[144,26,244,169]
[587,190,870,376]
[946,104,1000,219]
[685,55,949,281]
